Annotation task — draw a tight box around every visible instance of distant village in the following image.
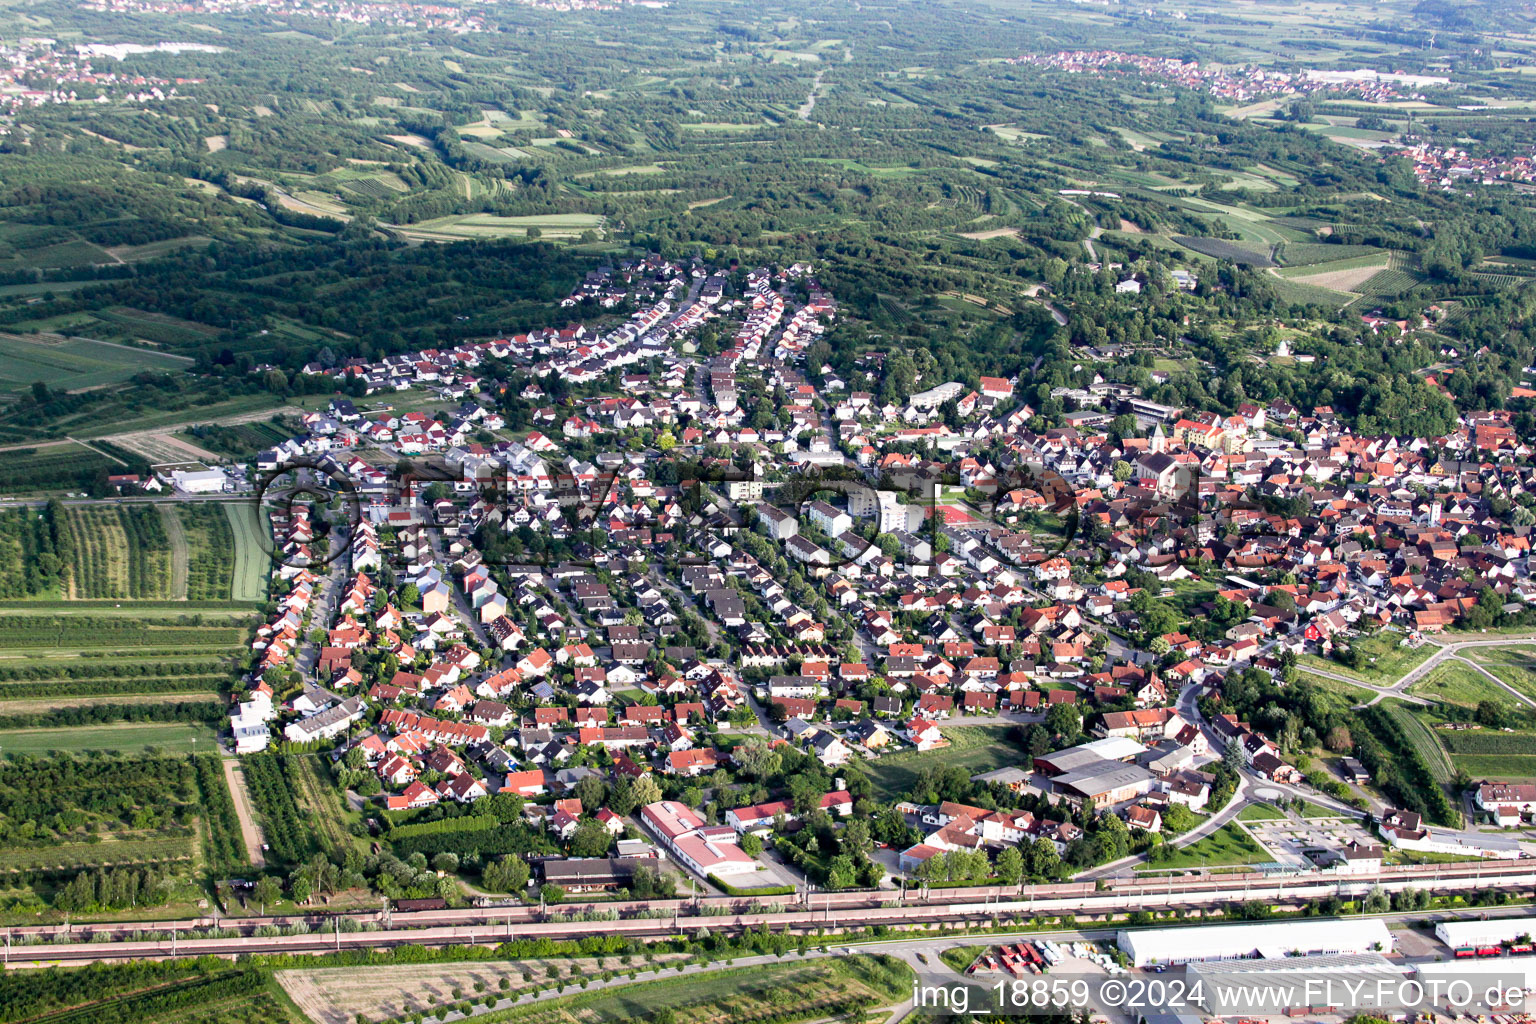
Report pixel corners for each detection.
[1010,50,1445,105]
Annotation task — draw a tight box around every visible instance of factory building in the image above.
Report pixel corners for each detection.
[1117,919,1394,967]
[1433,917,1536,950]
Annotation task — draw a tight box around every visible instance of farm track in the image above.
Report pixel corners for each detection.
[161,505,190,601]
[223,757,266,869]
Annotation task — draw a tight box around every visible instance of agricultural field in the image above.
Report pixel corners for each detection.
[1385,703,1455,784]
[182,418,292,459]
[1447,755,1536,783]
[0,442,119,492]
[179,504,239,602]
[1435,724,1536,782]
[456,956,914,1024]
[226,503,272,604]
[0,606,239,768]
[242,753,321,867]
[0,962,302,1023]
[0,751,240,917]
[1273,252,1391,293]
[0,964,303,1022]
[0,722,219,755]
[1273,242,1385,266]
[277,955,691,1024]
[394,212,605,241]
[63,506,174,600]
[867,725,1029,799]
[0,505,64,599]
[0,333,191,402]
[1170,236,1274,266]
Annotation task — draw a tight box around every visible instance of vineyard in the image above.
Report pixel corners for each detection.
[1386,705,1455,782]
[1439,729,1536,756]
[285,753,352,855]
[1273,242,1384,266]
[1171,235,1274,266]
[1354,704,1460,826]
[5,967,298,1024]
[180,504,238,601]
[63,507,174,600]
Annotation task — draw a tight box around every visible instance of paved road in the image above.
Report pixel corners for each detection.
[1304,633,1536,709]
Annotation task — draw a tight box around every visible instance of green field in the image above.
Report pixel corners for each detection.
[1300,633,1434,686]
[868,725,1028,799]
[1236,802,1285,821]
[1141,824,1268,872]
[226,503,271,603]
[398,212,605,240]
[1464,647,1536,703]
[1386,703,1455,783]
[1411,663,1518,708]
[0,442,119,493]
[1448,754,1536,782]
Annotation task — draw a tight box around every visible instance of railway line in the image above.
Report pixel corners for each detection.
[5,860,1534,966]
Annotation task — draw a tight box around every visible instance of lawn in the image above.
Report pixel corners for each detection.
[1299,632,1434,686]
[0,721,218,754]
[1410,663,1516,708]
[868,725,1027,800]
[1465,647,1536,703]
[1298,801,1342,818]
[1236,802,1285,821]
[1295,671,1374,703]
[1140,824,1268,872]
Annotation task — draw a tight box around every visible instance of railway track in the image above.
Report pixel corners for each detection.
[5,861,1533,966]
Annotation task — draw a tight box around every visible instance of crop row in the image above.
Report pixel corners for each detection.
[0,657,228,681]
[0,616,248,650]
[0,675,226,700]
[1440,729,1536,756]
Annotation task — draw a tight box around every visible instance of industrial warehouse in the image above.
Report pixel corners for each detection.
[1117,919,1395,967]
[1434,917,1536,951]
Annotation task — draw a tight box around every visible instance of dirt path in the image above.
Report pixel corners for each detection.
[223,757,267,868]
[160,505,190,600]
[797,68,826,121]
